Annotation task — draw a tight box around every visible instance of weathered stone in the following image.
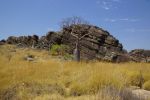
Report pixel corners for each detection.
[147,57,150,63]
[102,52,118,62]
[115,54,131,62]
[24,54,35,61]
[61,24,124,61]
[105,35,118,46]
[37,31,62,50]
[0,39,6,45]
[6,35,39,48]
[80,39,100,50]
[129,49,150,63]
[6,36,18,44]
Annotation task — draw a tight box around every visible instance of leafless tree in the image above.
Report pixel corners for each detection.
[60,16,89,28]
[61,16,90,62]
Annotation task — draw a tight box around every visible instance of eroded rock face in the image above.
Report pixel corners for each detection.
[61,24,124,62]
[129,49,150,62]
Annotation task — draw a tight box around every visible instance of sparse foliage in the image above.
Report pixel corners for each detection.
[50,44,70,56]
[60,16,89,28]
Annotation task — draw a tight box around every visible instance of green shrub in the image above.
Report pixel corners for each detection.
[50,44,70,56]
[143,80,150,90]
[64,54,73,60]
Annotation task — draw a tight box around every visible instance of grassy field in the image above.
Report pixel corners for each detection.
[0,45,150,100]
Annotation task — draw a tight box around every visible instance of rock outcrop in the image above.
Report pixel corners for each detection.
[129,49,150,62]
[6,35,39,48]
[37,31,62,50]
[2,24,149,62]
[0,39,6,45]
[61,24,125,62]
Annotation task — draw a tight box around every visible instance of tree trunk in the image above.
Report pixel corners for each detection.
[74,39,80,62]
[31,41,35,48]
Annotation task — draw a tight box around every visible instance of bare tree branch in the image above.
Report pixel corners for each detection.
[71,32,78,38]
[60,16,89,29]
[79,33,90,40]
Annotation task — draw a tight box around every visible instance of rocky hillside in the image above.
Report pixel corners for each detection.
[0,24,149,62]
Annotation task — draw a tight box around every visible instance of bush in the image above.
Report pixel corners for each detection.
[50,44,70,56]
[64,53,73,60]
[143,80,150,91]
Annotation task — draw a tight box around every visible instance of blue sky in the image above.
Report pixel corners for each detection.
[0,0,150,50]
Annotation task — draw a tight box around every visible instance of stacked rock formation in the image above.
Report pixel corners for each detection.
[61,24,125,62]
[129,49,150,62]
[1,24,149,62]
[6,35,39,48]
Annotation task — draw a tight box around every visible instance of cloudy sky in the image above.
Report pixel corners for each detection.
[0,0,150,50]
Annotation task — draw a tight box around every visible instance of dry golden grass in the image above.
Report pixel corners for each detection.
[0,44,150,100]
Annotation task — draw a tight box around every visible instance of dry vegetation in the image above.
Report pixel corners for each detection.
[0,45,150,100]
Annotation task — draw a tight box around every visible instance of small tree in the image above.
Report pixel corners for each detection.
[61,16,90,62]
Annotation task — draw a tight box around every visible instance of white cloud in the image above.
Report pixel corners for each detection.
[105,18,139,22]
[101,1,111,10]
[96,0,121,10]
[105,18,116,22]
[119,18,129,21]
[102,6,110,10]
[120,18,139,22]
[130,19,139,22]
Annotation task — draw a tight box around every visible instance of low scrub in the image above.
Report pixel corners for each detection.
[50,44,73,60]
[50,44,70,56]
